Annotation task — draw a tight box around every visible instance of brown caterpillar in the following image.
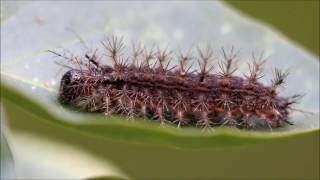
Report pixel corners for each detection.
[51,36,301,130]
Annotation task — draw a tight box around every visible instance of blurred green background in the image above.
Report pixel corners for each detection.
[226,0,319,57]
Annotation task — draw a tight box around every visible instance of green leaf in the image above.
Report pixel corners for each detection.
[1,1,319,179]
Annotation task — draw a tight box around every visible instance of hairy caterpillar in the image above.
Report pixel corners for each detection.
[51,36,301,130]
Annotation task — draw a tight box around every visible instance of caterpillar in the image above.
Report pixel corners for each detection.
[51,36,301,130]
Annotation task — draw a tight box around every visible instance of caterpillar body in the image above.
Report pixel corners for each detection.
[53,36,300,130]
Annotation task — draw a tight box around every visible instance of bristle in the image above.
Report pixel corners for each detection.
[287,94,304,106]
[192,94,210,112]
[102,92,113,116]
[221,111,239,128]
[197,45,214,82]
[139,46,155,71]
[101,36,125,66]
[218,46,239,77]
[245,52,267,83]
[154,106,169,125]
[131,41,143,67]
[215,93,234,111]
[272,68,290,88]
[196,111,213,129]
[155,47,173,74]
[173,92,188,111]
[173,110,188,128]
[177,49,193,76]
